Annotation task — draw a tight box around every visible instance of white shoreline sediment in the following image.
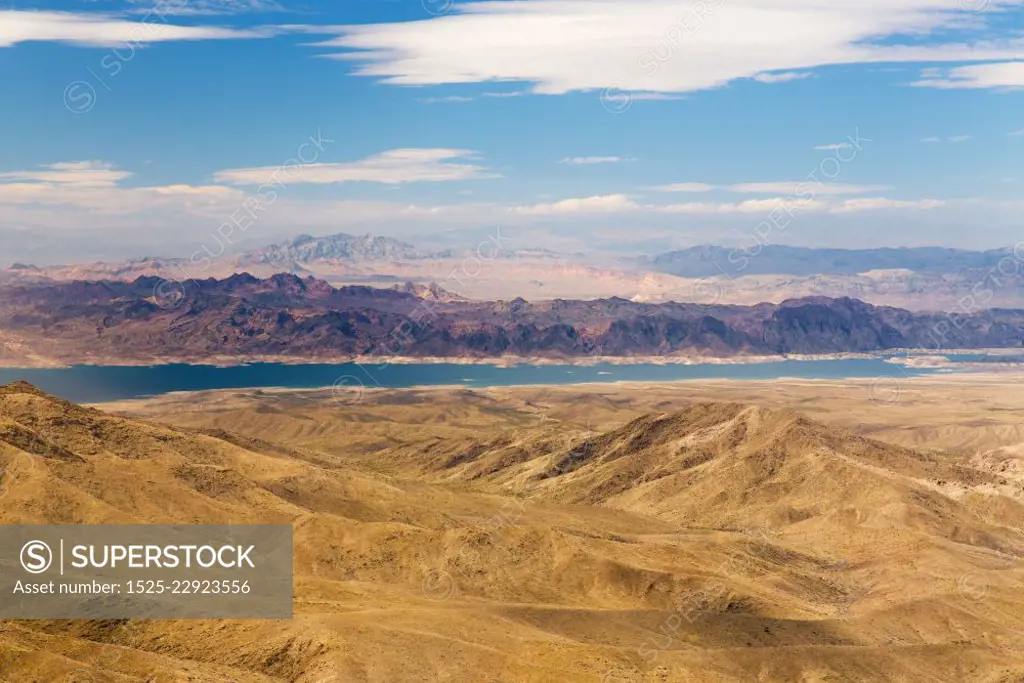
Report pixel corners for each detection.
[3,348,1006,370]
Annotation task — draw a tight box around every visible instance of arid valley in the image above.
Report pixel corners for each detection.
[2,372,1023,682]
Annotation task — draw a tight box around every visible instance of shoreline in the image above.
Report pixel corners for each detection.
[0,347,1017,371]
[86,368,1024,410]
[0,352,833,370]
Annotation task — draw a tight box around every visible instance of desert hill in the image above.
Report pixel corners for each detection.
[1,381,1024,681]
[394,402,1023,536]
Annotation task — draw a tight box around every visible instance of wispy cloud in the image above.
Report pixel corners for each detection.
[0,10,267,47]
[920,135,973,143]
[728,182,890,195]
[214,148,499,185]
[0,161,132,188]
[660,198,829,214]
[1009,129,1024,137]
[660,196,944,214]
[650,182,889,195]
[831,198,945,213]
[649,183,718,193]
[813,142,853,151]
[509,192,944,217]
[0,160,241,211]
[754,71,814,84]
[417,96,475,103]
[511,194,641,216]
[125,0,283,16]
[911,62,1024,90]
[558,156,634,165]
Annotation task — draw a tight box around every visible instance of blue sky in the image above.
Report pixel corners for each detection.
[0,0,1022,263]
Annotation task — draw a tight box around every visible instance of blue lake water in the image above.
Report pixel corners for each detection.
[0,358,939,404]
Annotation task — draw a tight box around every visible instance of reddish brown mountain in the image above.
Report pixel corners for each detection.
[1,274,1022,364]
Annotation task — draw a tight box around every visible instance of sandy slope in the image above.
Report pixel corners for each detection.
[2,380,1024,681]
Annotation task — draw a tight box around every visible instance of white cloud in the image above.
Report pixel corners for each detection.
[142,184,241,197]
[650,181,888,195]
[660,198,829,214]
[0,161,132,188]
[510,194,641,216]
[657,195,945,214]
[920,134,974,143]
[1010,129,1024,136]
[728,182,889,195]
[830,198,946,213]
[509,193,943,216]
[814,142,853,151]
[754,71,814,83]
[213,149,498,185]
[0,185,241,211]
[650,183,718,192]
[0,161,243,213]
[558,156,632,165]
[911,61,1024,89]
[125,0,283,16]
[0,10,266,47]
[306,1,1024,96]
[418,95,475,103]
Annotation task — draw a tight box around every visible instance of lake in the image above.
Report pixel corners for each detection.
[0,357,939,403]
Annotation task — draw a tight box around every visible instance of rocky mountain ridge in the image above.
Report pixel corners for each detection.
[241,232,449,266]
[1,273,1023,365]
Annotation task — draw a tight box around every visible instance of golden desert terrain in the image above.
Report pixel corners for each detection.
[1,374,1024,682]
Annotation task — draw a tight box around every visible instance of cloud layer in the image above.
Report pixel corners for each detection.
[214,149,498,185]
[558,156,633,165]
[308,0,1024,94]
[651,182,890,195]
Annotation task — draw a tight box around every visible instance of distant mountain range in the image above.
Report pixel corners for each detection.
[5,236,1024,312]
[1,273,1022,366]
[240,232,451,267]
[648,245,1020,278]
[0,232,453,283]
